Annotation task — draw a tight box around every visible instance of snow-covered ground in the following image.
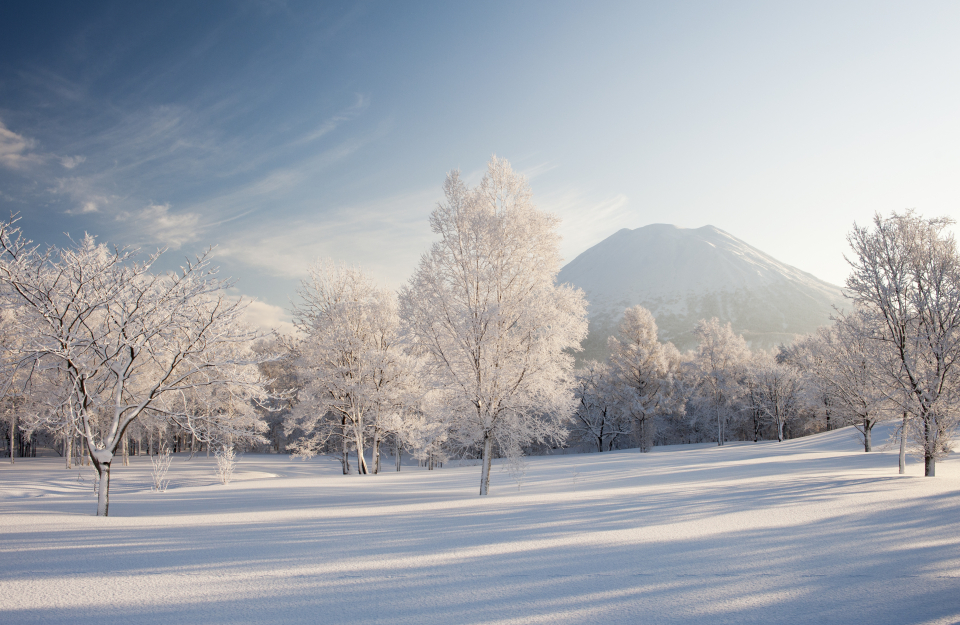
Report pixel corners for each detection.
[2,424,959,624]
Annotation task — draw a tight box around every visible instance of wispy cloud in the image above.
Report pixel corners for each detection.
[0,120,42,170]
[238,296,297,336]
[53,176,118,216]
[60,155,86,169]
[216,186,440,287]
[539,190,636,264]
[116,203,201,249]
[177,119,392,229]
[292,94,369,145]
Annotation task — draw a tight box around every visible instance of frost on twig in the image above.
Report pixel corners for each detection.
[151,445,172,492]
[215,444,236,485]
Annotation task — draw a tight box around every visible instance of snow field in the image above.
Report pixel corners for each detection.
[2,423,959,624]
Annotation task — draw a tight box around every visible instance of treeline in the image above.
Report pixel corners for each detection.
[3,156,959,516]
[571,308,890,454]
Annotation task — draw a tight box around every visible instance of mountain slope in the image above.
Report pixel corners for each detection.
[559,224,847,358]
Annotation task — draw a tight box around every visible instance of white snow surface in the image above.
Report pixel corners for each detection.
[2,425,959,625]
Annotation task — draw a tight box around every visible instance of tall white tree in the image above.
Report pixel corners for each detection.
[399,157,588,495]
[287,260,413,474]
[845,211,960,476]
[692,318,750,446]
[0,219,270,515]
[607,305,682,451]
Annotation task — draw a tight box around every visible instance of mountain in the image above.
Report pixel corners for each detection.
[558,224,848,359]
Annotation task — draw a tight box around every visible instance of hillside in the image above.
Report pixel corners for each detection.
[558,224,847,358]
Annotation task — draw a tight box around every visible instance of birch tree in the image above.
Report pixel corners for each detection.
[692,318,750,446]
[287,260,412,474]
[607,305,682,451]
[0,218,270,515]
[845,211,960,476]
[399,157,587,495]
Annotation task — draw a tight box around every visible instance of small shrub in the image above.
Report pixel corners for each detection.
[215,444,236,485]
[151,445,172,492]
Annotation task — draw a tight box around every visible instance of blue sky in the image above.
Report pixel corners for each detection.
[2,1,959,332]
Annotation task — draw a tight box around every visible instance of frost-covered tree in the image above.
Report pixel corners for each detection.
[287,260,413,474]
[0,218,270,515]
[746,350,803,442]
[571,360,628,452]
[790,312,893,452]
[250,336,301,454]
[607,306,682,451]
[692,318,750,446]
[845,211,960,476]
[399,157,588,495]
[783,328,839,434]
[0,305,31,463]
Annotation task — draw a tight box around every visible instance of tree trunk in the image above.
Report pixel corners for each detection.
[9,415,15,464]
[637,418,649,453]
[148,429,154,456]
[122,432,129,466]
[716,404,724,446]
[777,418,784,442]
[96,461,111,516]
[354,426,368,475]
[899,412,907,475]
[395,438,401,472]
[340,419,350,474]
[479,432,493,495]
[65,433,73,469]
[371,430,381,474]
[924,414,935,477]
[863,418,872,452]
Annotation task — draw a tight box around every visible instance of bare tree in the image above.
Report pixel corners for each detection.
[571,360,628,452]
[0,219,270,515]
[399,157,588,495]
[845,211,960,476]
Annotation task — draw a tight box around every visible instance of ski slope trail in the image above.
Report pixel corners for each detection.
[2,425,959,624]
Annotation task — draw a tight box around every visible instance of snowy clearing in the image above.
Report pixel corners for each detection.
[2,423,959,624]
